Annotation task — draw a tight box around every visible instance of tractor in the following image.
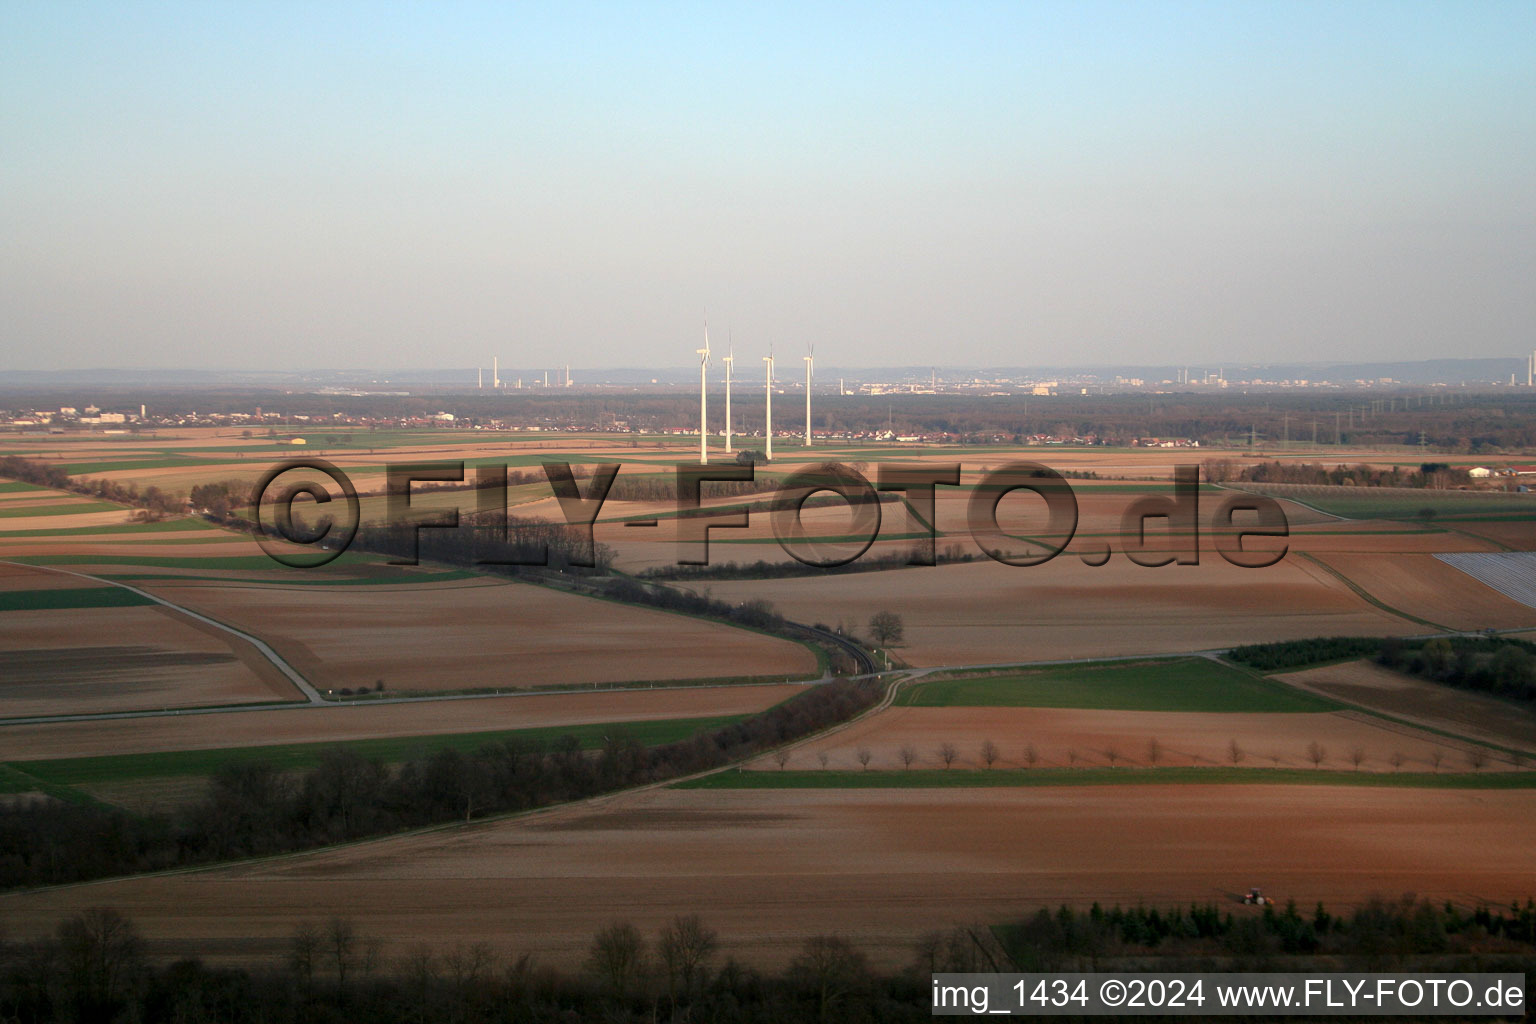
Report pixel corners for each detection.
[1242,887,1270,906]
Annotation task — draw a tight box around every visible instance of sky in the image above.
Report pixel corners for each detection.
[2,1,1534,372]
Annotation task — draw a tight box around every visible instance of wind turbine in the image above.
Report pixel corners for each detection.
[803,344,814,447]
[697,319,710,464]
[723,335,734,454]
[763,347,774,461]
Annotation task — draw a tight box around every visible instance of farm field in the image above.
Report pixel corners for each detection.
[0,683,808,760]
[751,705,1510,774]
[683,556,1419,665]
[0,559,306,717]
[5,712,756,813]
[6,433,1536,978]
[4,784,1534,969]
[1226,482,1536,521]
[744,657,1510,773]
[127,577,819,695]
[895,657,1333,712]
[1279,660,1536,754]
[1309,551,1536,630]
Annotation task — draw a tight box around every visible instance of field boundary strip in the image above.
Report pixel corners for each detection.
[674,767,1536,790]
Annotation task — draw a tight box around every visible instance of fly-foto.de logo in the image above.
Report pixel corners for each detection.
[249,460,1288,571]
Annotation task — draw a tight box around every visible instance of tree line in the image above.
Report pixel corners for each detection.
[1203,459,1475,488]
[1226,635,1536,704]
[4,897,1533,1024]
[0,679,881,891]
[0,456,183,519]
[1380,635,1536,703]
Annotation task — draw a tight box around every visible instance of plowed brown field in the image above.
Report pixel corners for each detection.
[133,578,819,693]
[4,784,1533,969]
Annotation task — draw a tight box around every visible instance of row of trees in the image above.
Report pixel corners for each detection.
[773,737,1513,772]
[1001,895,1536,969]
[1203,459,1475,489]
[0,679,882,890]
[6,898,1534,1024]
[0,455,183,519]
[1226,636,1385,672]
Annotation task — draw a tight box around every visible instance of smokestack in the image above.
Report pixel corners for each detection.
[1529,349,1534,387]
[477,367,483,389]
[565,364,571,387]
[493,356,500,389]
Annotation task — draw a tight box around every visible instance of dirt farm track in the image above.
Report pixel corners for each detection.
[4,784,1534,969]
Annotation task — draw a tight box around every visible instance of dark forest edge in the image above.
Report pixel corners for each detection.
[0,679,882,892]
[4,898,1533,1024]
[1227,634,1536,704]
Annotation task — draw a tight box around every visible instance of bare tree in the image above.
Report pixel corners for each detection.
[856,747,872,771]
[659,914,717,1004]
[1389,750,1405,772]
[938,742,959,769]
[788,934,869,1023]
[1066,748,1078,766]
[1429,748,1444,773]
[1269,751,1282,767]
[1228,738,1245,765]
[1306,741,1326,769]
[1512,749,1526,770]
[1022,743,1039,769]
[979,739,1000,770]
[898,744,918,770]
[288,922,320,993]
[56,908,144,1015]
[773,748,791,770]
[817,750,830,770]
[586,921,647,1000]
[324,917,359,991]
[1104,745,1120,769]
[868,610,905,647]
[1146,737,1162,766]
[445,942,493,1008]
[1349,746,1366,771]
[1467,747,1488,772]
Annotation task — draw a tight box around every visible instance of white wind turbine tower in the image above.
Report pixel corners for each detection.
[803,344,814,446]
[723,335,734,453]
[763,347,775,461]
[697,320,711,464]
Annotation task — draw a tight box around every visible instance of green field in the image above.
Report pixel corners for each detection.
[0,480,44,493]
[897,658,1339,713]
[0,587,153,612]
[0,500,125,518]
[4,714,749,792]
[0,516,221,537]
[60,457,223,474]
[676,767,1536,790]
[12,551,382,570]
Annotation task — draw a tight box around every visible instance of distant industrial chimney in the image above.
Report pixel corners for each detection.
[493,356,500,389]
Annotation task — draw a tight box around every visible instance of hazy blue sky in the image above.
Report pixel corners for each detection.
[3,1,1533,371]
